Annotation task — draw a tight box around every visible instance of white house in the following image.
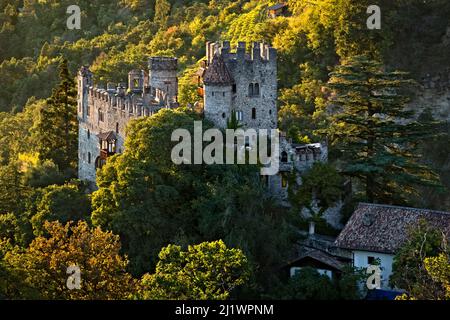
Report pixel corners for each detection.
[335,203,450,290]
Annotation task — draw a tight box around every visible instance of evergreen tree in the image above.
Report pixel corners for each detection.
[322,55,441,204]
[35,58,77,174]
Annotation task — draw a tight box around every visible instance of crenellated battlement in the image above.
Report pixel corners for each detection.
[148,57,178,71]
[205,41,277,66]
[85,83,163,119]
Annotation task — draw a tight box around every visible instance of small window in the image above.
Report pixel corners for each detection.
[99,110,104,122]
[223,92,225,97]
[236,111,243,121]
[269,109,272,115]
[212,92,215,97]
[368,256,376,265]
[222,112,226,118]
[254,83,260,96]
[251,108,256,119]
[87,104,90,117]
[87,129,90,139]
[281,151,288,163]
[116,123,119,134]
[88,152,91,164]
[248,83,254,96]
[232,84,237,93]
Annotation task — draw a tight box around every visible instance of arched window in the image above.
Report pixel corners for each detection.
[251,108,256,119]
[281,151,288,163]
[248,83,254,96]
[254,83,260,96]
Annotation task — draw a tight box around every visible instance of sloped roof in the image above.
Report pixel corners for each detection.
[335,203,450,254]
[203,54,234,86]
[291,248,346,271]
[97,131,117,142]
[267,3,287,11]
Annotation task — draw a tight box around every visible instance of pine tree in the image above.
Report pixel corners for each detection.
[36,58,77,174]
[323,55,441,204]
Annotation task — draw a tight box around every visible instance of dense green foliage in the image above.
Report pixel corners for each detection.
[391,220,449,299]
[1,221,136,299]
[35,59,78,174]
[322,55,442,204]
[138,240,250,299]
[274,266,366,300]
[91,109,294,296]
[0,0,449,300]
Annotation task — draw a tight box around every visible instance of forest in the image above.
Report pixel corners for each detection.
[0,0,449,300]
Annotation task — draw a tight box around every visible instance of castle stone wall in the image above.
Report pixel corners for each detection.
[203,41,278,130]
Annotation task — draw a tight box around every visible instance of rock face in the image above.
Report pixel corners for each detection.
[412,74,450,121]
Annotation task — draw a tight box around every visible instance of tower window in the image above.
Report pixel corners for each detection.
[251,108,256,119]
[222,113,226,118]
[212,92,215,97]
[232,84,237,93]
[248,83,254,96]
[88,152,91,164]
[87,129,90,139]
[99,110,104,122]
[254,83,260,96]
[281,151,288,163]
[269,109,272,115]
[223,92,225,97]
[236,111,243,121]
[116,123,119,134]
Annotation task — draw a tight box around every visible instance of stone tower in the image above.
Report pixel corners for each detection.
[148,57,178,106]
[203,41,278,130]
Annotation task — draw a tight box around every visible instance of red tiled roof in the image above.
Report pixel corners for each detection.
[335,203,450,254]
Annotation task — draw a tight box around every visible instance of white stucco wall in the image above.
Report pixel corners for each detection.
[353,250,395,289]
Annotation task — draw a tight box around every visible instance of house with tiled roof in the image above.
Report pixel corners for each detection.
[267,3,289,18]
[335,203,450,289]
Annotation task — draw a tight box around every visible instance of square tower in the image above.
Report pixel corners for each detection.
[203,41,278,130]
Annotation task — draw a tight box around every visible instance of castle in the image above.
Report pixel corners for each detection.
[77,41,331,215]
